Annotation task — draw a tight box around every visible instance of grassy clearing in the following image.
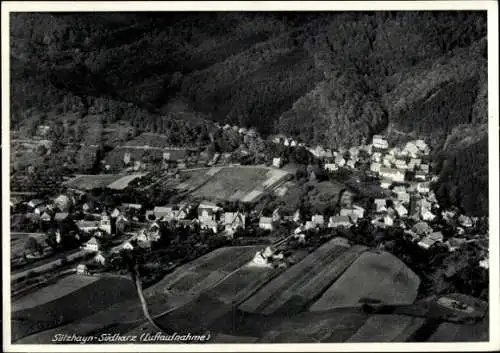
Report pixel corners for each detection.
[63,174,123,190]
[310,250,421,311]
[12,274,100,312]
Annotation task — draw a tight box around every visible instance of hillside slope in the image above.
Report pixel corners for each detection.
[10,11,489,215]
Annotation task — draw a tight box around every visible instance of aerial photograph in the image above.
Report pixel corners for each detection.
[6,6,493,347]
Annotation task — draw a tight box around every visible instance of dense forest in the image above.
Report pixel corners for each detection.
[10,11,489,215]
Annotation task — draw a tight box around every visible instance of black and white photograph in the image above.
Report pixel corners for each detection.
[2,1,499,351]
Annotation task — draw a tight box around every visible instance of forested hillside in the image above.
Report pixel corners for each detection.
[10,11,489,215]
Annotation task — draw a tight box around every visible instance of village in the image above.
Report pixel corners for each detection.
[10,119,490,291]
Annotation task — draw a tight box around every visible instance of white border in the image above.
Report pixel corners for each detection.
[2,1,499,352]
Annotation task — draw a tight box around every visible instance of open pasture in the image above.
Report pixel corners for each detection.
[63,174,124,190]
[310,250,421,311]
[239,239,367,315]
[188,166,290,202]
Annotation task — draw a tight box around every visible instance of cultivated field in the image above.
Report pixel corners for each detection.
[239,239,367,315]
[179,166,290,202]
[310,250,421,311]
[11,276,136,342]
[63,173,146,191]
[346,315,426,342]
[12,274,100,312]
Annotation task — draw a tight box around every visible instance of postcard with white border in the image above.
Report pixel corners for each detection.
[2,1,499,352]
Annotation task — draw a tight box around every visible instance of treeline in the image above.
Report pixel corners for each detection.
[434,136,488,216]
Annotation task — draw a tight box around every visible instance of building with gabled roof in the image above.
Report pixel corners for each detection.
[224,212,246,235]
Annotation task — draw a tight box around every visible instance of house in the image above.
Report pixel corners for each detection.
[374,199,387,213]
[198,201,220,221]
[177,204,192,220]
[311,214,325,227]
[328,216,351,228]
[458,215,473,228]
[115,214,129,233]
[294,233,306,244]
[122,241,134,250]
[412,221,432,236]
[370,162,381,173]
[379,167,405,182]
[380,179,392,189]
[84,237,99,252]
[290,140,297,147]
[54,194,71,211]
[272,208,281,222]
[372,152,382,162]
[272,157,283,168]
[27,199,45,210]
[404,142,420,157]
[396,192,411,205]
[249,250,272,268]
[388,147,401,156]
[340,206,364,219]
[294,226,305,234]
[40,212,52,222]
[408,158,422,170]
[110,208,121,218]
[224,212,246,235]
[82,203,90,213]
[259,217,274,231]
[200,218,218,233]
[420,164,430,173]
[76,264,89,275]
[394,159,408,170]
[446,237,467,252]
[284,138,290,147]
[421,208,436,221]
[382,158,393,168]
[238,127,248,135]
[335,155,346,167]
[304,221,316,231]
[346,159,356,169]
[394,203,408,217]
[76,220,99,233]
[415,171,427,181]
[418,237,437,250]
[94,252,106,265]
[372,135,389,149]
[429,231,444,243]
[122,203,143,211]
[293,209,301,223]
[54,212,69,222]
[479,258,489,269]
[393,185,407,194]
[384,214,394,226]
[417,182,431,194]
[324,163,338,172]
[415,139,428,151]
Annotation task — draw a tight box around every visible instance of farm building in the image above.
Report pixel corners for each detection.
[311,214,325,227]
[198,201,221,220]
[324,163,338,172]
[418,237,437,250]
[76,220,100,233]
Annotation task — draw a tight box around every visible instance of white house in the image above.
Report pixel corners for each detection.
[304,220,316,231]
[84,237,99,252]
[76,264,89,275]
[122,241,134,250]
[479,258,489,269]
[259,217,274,231]
[458,215,473,228]
[324,163,338,172]
[272,157,283,168]
[394,203,408,217]
[76,220,100,233]
[420,164,430,173]
[415,139,428,151]
[379,167,406,182]
[384,214,394,226]
[396,192,411,205]
[346,159,356,169]
[311,214,325,227]
[421,208,436,221]
[335,155,346,167]
[374,199,387,213]
[404,142,420,157]
[415,171,427,181]
[293,209,301,223]
[417,182,431,194]
[370,162,381,173]
[224,212,246,235]
[418,237,436,250]
[94,252,106,265]
[372,135,389,149]
[198,201,220,221]
[412,221,432,236]
[394,159,408,170]
[372,152,382,162]
[328,216,351,228]
[408,158,422,170]
[380,179,392,189]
